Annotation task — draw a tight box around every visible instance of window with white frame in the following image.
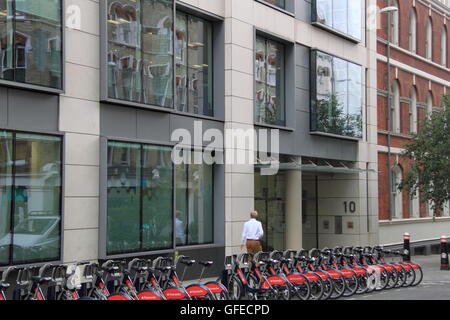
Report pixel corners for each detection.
[427,91,433,119]
[408,8,417,53]
[390,0,399,45]
[391,80,401,133]
[409,87,417,134]
[391,165,403,219]
[441,26,447,67]
[426,18,433,60]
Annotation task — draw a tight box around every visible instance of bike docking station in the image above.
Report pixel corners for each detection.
[440,236,449,271]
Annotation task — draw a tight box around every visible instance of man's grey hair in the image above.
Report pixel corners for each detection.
[250,211,258,219]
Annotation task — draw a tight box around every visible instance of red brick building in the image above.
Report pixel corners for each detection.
[377,0,450,244]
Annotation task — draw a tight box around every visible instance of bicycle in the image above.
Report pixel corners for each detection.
[246,252,292,301]
[269,250,311,300]
[153,256,214,300]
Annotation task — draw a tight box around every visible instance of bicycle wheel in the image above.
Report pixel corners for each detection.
[277,284,291,301]
[385,268,399,290]
[342,274,359,297]
[374,267,389,291]
[320,278,334,300]
[410,265,423,287]
[402,266,416,287]
[356,274,369,294]
[295,279,311,301]
[330,277,345,299]
[246,274,261,300]
[228,276,244,300]
[308,279,324,300]
[394,266,407,288]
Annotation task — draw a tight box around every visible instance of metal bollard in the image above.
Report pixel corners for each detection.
[403,233,411,262]
[441,236,449,271]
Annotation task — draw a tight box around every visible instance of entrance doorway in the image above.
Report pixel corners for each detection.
[254,172,286,251]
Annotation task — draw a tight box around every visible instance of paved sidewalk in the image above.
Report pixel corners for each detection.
[345,255,450,300]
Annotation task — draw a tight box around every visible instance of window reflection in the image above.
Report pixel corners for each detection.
[175,13,213,116]
[142,145,173,250]
[107,1,142,102]
[0,132,62,265]
[0,131,12,265]
[175,151,214,246]
[255,36,285,126]
[312,50,363,138]
[107,142,142,255]
[313,0,362,41]
[107,0,214,115]
[262,0,285,9]
[0,0,62,88]
[107,143,214,254]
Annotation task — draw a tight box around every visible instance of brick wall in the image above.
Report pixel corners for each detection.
[377,0,449,220]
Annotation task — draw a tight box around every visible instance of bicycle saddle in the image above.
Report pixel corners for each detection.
[32,276,52,285]
[156,266,173,272]
[198,261,214,267]
[133,266,148,273]
[0,282,10,289]
[180,259,196,266]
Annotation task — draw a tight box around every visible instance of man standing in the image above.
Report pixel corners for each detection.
[240,211,264,254]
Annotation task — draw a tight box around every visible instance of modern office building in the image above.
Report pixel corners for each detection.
[376,0,449,249]
[0,0,380,276]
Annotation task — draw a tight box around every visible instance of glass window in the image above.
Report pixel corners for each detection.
[312,0,362,41]
[0,131,12,265]
[311,50,363,138]
[176,151,213,246]
[107,0,142,102]
[107,142,142,255]
[106,0,215,115]
[0,132,62,266]
[0,0,62,89]
[106,143,213,254]
[141,145,173,250]
[261,0,285,9]
[142,0,174,108]
[175,13,213,116]
[255,36,285,126]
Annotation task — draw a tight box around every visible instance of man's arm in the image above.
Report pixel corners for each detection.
[257,221,264,239]
[240,222,248,249]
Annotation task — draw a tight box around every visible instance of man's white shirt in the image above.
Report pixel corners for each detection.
[241,218,264,245]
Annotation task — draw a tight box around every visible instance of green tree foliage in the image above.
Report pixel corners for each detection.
[399,94,450,214]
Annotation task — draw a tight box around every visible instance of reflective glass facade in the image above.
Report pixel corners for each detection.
[0,0,62,89]
[107,0,213,115]
[311,50,363,138]
[313,0,362,40]
[0,131,62,265]
[107,142,213,255]
[255,36,285,126]
[175,151,214,246]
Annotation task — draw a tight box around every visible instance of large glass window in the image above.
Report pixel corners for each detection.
[107,142,173,255]
[311,50,363,138]
[175,13,213,116]
[0,0,62,89]
[107,143,213,255]
[313,0,362,41]
[255,36,285,126]
[0,131,62,266]
[107,0,214,115]
[175,152,214,246]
